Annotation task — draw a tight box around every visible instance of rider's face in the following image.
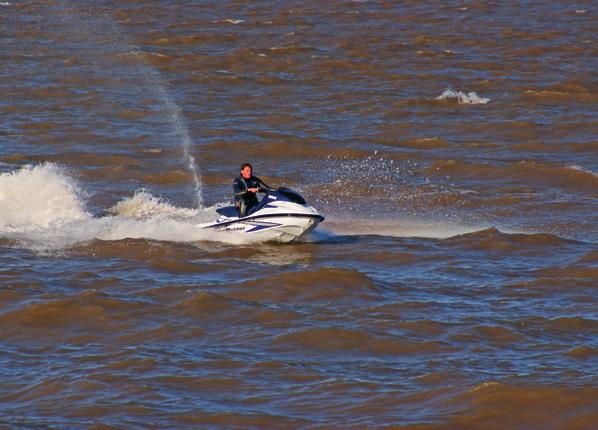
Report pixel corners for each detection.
[241,166,252,179]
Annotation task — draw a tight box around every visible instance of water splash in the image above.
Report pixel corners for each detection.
[108,190,198,219]
[0,163,90,233]
[306,153,485,237]
[0,164,213,249]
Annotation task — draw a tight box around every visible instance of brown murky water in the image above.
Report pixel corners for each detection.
[1,1,597,429]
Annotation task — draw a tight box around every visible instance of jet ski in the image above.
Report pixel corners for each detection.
[198,187,324,243]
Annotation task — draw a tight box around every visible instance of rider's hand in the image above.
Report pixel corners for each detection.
[248,187,259,193]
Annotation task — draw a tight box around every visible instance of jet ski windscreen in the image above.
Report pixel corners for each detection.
[277,187,307,205]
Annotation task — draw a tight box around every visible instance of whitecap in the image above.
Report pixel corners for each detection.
[436,89,490,104]
[567,165,597,177]
[221,18,244,24]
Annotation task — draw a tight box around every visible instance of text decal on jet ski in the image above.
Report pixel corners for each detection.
[215,220,282,233]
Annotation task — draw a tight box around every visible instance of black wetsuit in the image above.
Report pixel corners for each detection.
[233,175,275,217]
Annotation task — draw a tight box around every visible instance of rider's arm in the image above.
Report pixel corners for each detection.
[233,178,248,197]
[255,177,275,193]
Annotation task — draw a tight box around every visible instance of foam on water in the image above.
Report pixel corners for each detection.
[321,218,489,239]
[436,89,490,104]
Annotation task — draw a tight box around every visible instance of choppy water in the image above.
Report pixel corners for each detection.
[1,1,597,429]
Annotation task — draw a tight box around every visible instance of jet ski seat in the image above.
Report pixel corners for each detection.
[216,206,239,218]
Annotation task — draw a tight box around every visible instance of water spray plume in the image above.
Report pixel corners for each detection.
[152,75,203,207]
[56,2,203,208]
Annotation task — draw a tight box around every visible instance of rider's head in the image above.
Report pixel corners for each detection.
[240,162,253,179]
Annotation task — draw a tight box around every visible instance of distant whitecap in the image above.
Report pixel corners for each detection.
[436,89,490,104]
[567,165,597,177]
[221,18,244,24]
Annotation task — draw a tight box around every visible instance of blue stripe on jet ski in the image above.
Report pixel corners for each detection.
[246,221,282,232]
[208,213,324,228]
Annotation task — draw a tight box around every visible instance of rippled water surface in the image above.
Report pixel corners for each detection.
[1,1,597,429]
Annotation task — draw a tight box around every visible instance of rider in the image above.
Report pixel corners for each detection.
[233,162,275,217]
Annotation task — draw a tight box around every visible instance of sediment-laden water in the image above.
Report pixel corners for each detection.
[1,1,596,429]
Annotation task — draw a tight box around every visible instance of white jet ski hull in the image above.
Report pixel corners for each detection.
[197,188,324,243]
[200,214,322,243]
